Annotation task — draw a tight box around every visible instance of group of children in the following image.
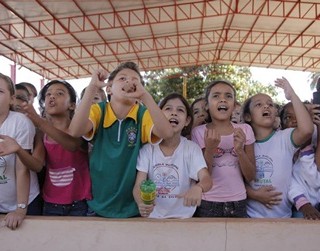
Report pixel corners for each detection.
[0,61,319,230]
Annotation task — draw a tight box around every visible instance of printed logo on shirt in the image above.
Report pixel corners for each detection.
[0,157,8,184]
[255,155,273,185]
[153,163,179,198]
[126,126,137,146]
[214,147,237,158]
[49,167,75,187]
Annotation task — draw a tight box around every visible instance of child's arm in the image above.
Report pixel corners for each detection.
[22,103,86,152]
[311,107,320,170]
[246,185,282,209]
[275,77,313,146]
[4,156,30,230]
[298,145,320,189]
[233,128,256,182]
[178,168,212,207]
[316,123,320,170]
[133,171,154,217]
[203,127,221,173]
[0,134,44,173]
[69,69,109,137]
[121,78,173,140]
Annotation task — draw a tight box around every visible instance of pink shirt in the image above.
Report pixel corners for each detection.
[191,123,255,202]
[43,135,92,204]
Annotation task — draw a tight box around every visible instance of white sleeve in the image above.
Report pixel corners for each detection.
[186,141,207,181]
[288,165,307,204]
[136,143,152,173]
[15,115,35,150]
[299,153,320,190]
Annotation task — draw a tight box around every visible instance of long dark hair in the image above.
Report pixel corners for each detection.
[39,80,77,118]
[158,93,193,137]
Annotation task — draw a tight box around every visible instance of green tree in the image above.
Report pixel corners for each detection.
[144,64,279,104]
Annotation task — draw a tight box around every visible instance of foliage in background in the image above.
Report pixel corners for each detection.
[309,72,320,91]
[144,64,279,105]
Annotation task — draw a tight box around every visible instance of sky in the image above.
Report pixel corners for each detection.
[0,55,314,104]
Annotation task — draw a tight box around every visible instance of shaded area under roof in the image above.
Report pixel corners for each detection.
[1,0,320,80]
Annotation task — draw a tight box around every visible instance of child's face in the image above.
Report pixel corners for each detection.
[192,99,208,127]
[24,85,35,104]
[14,89,29,113]
[282,104,297,129]
[207,83,235,121]
[109,68,140,102]
[44,83,74,116]
[0,79,14,113]
[247,94,276,128]
[92,89,106,104]
[162,98,191,134]
[231,104,241,124]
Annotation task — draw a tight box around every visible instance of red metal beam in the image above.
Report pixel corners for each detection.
[35,0,103,74]
[142,0,164,71]
[0,1,81,79]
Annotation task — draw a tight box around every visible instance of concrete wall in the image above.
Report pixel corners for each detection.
[0,216,319,251]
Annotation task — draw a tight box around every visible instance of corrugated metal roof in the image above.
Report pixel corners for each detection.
[1,0,320,80]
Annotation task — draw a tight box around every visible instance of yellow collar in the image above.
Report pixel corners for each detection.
[104,103,139,128]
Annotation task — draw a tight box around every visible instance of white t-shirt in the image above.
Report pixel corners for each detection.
[0,111,39,212]
[136,136,207,219]
[288,127,320,208]
[247,128,297,218]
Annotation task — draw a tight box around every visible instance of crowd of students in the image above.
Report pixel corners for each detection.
[0,61,319,230]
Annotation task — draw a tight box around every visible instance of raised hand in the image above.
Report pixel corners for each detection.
[204,127,221,152]
[120,79,148,102]
[90,69,109,89]
[233,128,246,155]
[306,103,320,125]
[274,77,295,101]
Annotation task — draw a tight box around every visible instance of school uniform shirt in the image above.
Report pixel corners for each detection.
[288,129,320,210]
[0,111,39,212]
[247,128,297,218]
[85,102,156,218]
[137,136,207,219]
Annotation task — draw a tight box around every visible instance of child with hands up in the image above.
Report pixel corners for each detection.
[192,80,256,218]
[242,77,313,218]
[133,93,212,218]
[285,102,320,220]
[69,62,174,218]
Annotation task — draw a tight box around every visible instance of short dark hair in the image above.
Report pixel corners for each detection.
[15,83,30,102]
[18,82,37,97]
[108,62,143,84]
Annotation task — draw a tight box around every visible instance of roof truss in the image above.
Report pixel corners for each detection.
[0,0,320,80]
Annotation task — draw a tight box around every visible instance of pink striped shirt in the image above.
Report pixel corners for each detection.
[43,134,92,204]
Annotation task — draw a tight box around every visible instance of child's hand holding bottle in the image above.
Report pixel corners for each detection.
[139,180,156,217]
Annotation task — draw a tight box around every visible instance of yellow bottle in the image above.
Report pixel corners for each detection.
[140,180,156,205]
